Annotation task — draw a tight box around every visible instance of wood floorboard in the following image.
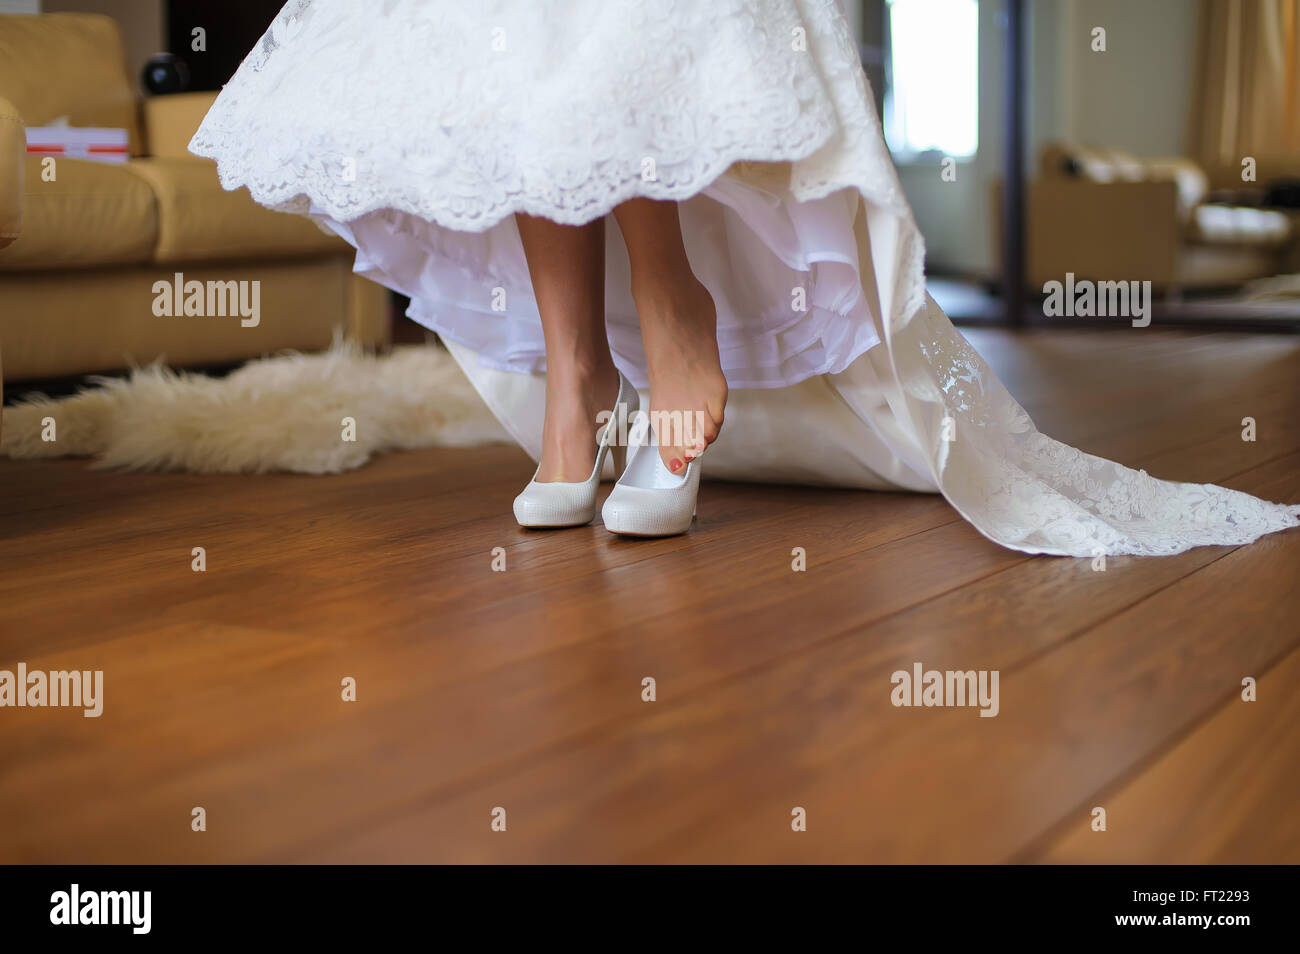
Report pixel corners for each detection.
[0,329,1296,863]
[290,455,1300,863]
[1033,643,1300,864]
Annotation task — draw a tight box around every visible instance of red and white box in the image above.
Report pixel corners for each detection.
[25,127,130,164]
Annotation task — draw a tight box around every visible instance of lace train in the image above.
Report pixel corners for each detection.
[190,0,1300,556]
[860,294,1300,555]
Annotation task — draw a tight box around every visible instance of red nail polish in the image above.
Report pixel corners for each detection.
[670,458,683,472]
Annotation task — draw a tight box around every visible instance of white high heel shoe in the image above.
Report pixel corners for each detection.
[513,370,639,528]
[601,426,701,537]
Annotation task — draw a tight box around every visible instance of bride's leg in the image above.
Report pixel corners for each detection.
[516,213,620,483]
[612,198,727,473]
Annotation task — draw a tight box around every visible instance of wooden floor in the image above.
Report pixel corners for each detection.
[1,328,1297,864]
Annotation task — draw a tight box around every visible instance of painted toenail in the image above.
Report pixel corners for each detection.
[670,458,683,472]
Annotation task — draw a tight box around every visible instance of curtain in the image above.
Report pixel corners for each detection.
[1195,0,1300,167]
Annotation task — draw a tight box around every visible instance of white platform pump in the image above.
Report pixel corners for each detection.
[601,420,701,537]
[513,370,639,528]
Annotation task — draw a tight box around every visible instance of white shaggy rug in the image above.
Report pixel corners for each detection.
[0,341,510,474]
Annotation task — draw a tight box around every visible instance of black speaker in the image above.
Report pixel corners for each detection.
[142,52,192,95]
[1263,179,1300,209]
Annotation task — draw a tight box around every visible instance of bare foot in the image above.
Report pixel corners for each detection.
[535,360,621,482]
[635,278,728,473]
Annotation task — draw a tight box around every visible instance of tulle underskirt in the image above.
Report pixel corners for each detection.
[315,175,880,390]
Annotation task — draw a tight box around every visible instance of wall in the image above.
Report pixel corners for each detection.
[1057,0,1199,158]
[898,0,1202,276]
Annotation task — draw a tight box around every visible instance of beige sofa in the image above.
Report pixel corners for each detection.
[1019,143,1298,292]
[0,92,16,253]
[0,12,389,390]
[0,85,20,440]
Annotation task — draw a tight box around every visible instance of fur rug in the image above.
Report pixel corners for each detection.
[0,341,510,474]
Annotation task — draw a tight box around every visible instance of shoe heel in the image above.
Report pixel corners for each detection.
[610,440,628,478]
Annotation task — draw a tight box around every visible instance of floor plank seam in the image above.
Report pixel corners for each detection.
[991,548,1243,680]
[1211,448,1300,486]
[272,552,1040,859]
[1008,636,1300,864]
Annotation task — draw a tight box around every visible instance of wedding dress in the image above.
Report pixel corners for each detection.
[190,0,1299,556]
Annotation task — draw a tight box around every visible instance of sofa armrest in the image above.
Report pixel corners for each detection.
[143,91,219,160]
[1027,179,1182,287]
[0,93,23,250]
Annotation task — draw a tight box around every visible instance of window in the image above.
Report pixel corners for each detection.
[883,0,980,160]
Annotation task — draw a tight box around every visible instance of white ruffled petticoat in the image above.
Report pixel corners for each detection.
[190,0,1300,556]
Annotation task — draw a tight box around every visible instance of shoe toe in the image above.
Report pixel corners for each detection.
[514,489,593,528]
[601,485,693,537]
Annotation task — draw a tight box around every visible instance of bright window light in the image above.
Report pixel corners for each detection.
[884,0,979,159]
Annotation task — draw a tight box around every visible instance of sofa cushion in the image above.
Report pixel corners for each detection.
[125,157,345,264]
[1039,143,1208,222]
[0,155,157,270]
[0,13,144,156]
[1191,204,1292,246]
[143,91,219,160]
[1040,143,1147,183]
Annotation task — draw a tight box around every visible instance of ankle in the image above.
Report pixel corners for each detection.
[547,354,617,389]
[630,272,712,316]
[547,365,622,425]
